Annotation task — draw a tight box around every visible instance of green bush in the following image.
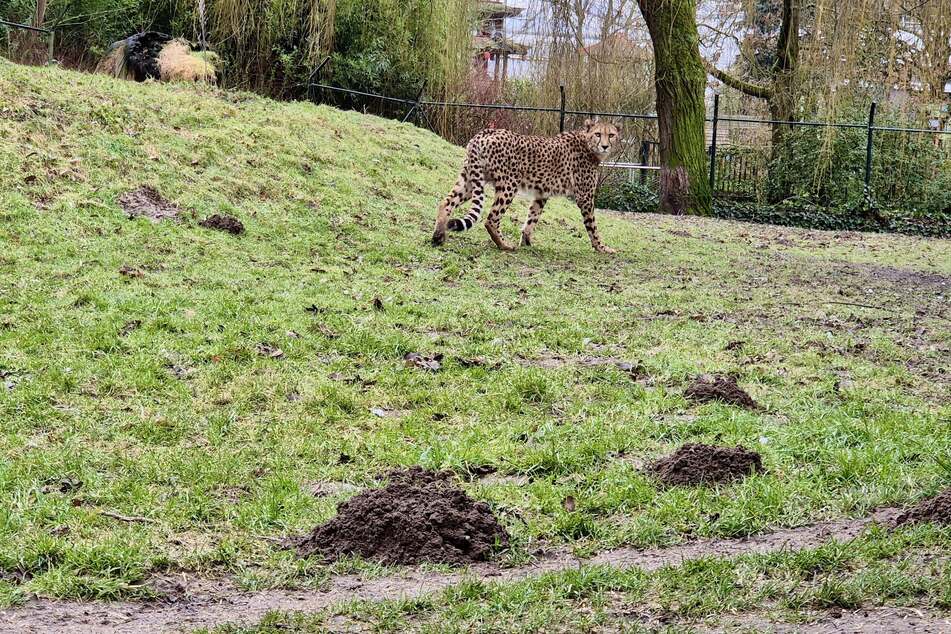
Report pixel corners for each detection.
[595,180,659,214]
[599,187,950,238]
[713,199,951,238]
[767,105,951,213]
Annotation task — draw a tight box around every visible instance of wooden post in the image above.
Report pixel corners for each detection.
[559,83,566,132]
[864,101,877,197]
[709,93,719,192]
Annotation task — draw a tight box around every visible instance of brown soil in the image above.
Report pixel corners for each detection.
[648,443,764,487]
[199,214,245,235]
[292,467,509,566]
[894,488,951,527]
[118,186,180,222]
[684,374,759,409]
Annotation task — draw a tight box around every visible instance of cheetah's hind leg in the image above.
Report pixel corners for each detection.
[447,168,485,234]
[432,172,471,246]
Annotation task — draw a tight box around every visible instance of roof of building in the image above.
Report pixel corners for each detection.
[477,1,524,19]
[583,32,650,59]
[473,34,530,56]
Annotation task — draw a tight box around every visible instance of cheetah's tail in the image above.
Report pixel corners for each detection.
[447,207,481,232]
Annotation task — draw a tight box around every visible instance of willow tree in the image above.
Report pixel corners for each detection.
[636,0,712,215]
[705,0,800,148]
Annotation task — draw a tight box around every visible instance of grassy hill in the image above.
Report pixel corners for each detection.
[0,61,949,630]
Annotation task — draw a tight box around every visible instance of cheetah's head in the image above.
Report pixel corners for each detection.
[582,119,621,159]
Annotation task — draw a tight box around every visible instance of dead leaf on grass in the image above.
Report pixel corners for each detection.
[255,343,284,359]
[404,352,443,372]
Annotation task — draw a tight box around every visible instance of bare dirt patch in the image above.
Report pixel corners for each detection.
[895,488,951,527]
[684,374,760,409]
[647,443,764,487]
[292,467,509,566]
[199,214,245,235]
[0,509,903,633]
[305,481,360,498]
[118,186,180,222]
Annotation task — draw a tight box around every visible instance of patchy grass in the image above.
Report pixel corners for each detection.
[1,59,950,624]
[208,526,951,632]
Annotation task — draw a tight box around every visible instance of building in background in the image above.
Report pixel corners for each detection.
[473,1,530,86]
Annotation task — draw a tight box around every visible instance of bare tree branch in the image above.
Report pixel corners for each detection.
[703,59,774,99]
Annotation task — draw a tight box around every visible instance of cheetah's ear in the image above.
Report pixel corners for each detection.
[584,118,595,132]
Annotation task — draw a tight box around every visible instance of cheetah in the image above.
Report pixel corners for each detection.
[432,119,621,253]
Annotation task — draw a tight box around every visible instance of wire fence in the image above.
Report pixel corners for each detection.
[308,58,951,205]
[0,19,54,66]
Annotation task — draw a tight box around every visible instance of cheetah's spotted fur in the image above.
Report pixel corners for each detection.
[432,120,621,253]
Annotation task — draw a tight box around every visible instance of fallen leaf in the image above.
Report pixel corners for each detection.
[255,343,284,359]
[118,265,144,278]
[119,320,142,336]
[315,324,338,339]
[404,352,442,372]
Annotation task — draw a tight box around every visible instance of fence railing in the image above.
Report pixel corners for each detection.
[0,19,54,66]
[306,58,951,201]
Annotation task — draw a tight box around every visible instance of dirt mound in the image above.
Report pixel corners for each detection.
[199,214,245,234]
[294,467,509,566]
[894,488,951,527]
[648,443,764,486]
[119,186,180,222]
[685,374,759,409]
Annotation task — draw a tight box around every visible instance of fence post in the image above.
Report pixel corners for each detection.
[402,85,425,124]
[307,56,331,103]
[709,93,719,192]
[639,140,649,185]
[559,83,566,133]
[864,101,877,198]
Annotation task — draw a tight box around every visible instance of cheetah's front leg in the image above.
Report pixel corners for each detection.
[578,197,616,254]
[520,197,547,247]
[485,183,516,252]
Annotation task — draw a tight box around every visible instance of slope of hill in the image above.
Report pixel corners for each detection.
[0,61,949,631]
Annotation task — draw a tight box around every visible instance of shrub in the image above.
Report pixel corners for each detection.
[595,180,659,214]
[767,105,951,213]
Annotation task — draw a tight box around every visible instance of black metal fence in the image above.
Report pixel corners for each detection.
[308,58,951,203]
[0,19,54,66]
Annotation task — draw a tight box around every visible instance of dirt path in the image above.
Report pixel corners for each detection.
[0,508,917,633]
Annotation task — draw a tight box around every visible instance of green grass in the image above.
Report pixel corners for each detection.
[1,59,950,623]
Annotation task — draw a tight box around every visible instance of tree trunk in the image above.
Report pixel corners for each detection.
[637,0,712,215]
[34,0,47,28]
[769,0,799,147]
[704,0,800,149]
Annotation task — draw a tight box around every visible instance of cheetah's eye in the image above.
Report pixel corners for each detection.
[608,134,615,139]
